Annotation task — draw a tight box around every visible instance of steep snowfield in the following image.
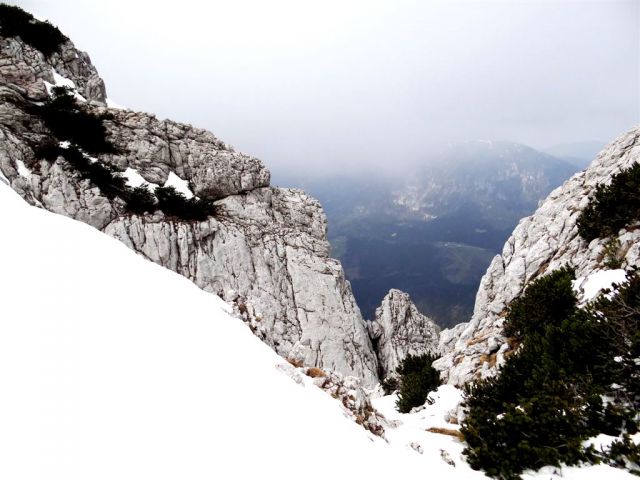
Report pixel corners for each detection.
[0,183,634,479]
[0,184,427,479]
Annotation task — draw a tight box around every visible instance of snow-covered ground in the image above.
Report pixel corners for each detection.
[573,268,628,303]
[373,386,635,480]
[0,184,427,479]
[0,183,635,479]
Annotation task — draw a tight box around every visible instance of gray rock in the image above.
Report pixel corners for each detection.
[101,109,270,200]
[0,31,380,386]
[0,37,106,103]
[368,289,440,379]
[434,127,640,385]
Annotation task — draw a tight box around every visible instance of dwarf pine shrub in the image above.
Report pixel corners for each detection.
[0,4,67,57]
[395,353,441,413]
[461,267,640,479]
[577,162,640,241]
[35,86,118,155]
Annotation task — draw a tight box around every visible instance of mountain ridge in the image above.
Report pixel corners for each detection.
[0,12,379,385]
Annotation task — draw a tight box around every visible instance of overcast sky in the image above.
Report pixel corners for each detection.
[12,0,640,175]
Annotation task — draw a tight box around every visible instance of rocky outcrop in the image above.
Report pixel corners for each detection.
[103,110,270,200]
[0,27,379,385]
[0,36,106,104]
[434,127,640,385]
[368,289,440,379]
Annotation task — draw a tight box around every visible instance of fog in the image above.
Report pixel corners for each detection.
[11,0,640,175]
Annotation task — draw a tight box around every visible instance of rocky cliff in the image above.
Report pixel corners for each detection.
[0,22,379,385]
[434,127,640,385]
[367,289,440,379]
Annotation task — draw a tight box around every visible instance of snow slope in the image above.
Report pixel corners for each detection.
[0,184,429,479]
[0,184,634,479]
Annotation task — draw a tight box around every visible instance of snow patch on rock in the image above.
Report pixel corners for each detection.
[123,167,159,190]
[165,171,194,198]
[43,68,87,102]
[15,160,31,178]
[106,98,127,110]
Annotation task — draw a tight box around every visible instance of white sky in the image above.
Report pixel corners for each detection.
[11,0,640,174]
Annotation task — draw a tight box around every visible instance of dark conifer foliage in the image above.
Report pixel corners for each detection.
[0,4,67,57]
[395,353,441,413]
[461,267,640,479]
[31,86,215,220]
[577,162,640,241]
[154,186,216,221]
[35,86,119,155]
[126,185,157,214]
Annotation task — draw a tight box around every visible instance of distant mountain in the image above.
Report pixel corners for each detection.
[392,141,578,230]
[544,140,606,168]
[275,141,579,327]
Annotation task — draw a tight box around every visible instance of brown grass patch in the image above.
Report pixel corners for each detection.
[306,367,327,378]
[287,358,304,368]
[504,337,520,359]
[466,334,488,347]
[426,427,463,440]
[479,352,497,368]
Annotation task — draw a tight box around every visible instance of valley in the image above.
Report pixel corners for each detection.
[275,140,590,327]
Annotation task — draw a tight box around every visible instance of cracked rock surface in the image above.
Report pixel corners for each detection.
[0,33,379,386]
[434,127,640,385]
[368,289,440,379]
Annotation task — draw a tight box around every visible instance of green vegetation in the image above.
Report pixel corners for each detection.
[35,86,118,155]
[36,144,216,221]
[577,162,640,241]
[461,267,640,479]
[126,185,157,214]
[395,353,441,413]
[0,4,67,57]
[154,186,216,221]
[603,238,623,269]
[37,143,127,199]
[33,87,215,221]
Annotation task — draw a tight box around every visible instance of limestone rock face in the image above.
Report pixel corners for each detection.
[102,109,270,200]
[0,31,379,385]
[0,36,106,103]
[434,127,640,385]
[368,289,440,379]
